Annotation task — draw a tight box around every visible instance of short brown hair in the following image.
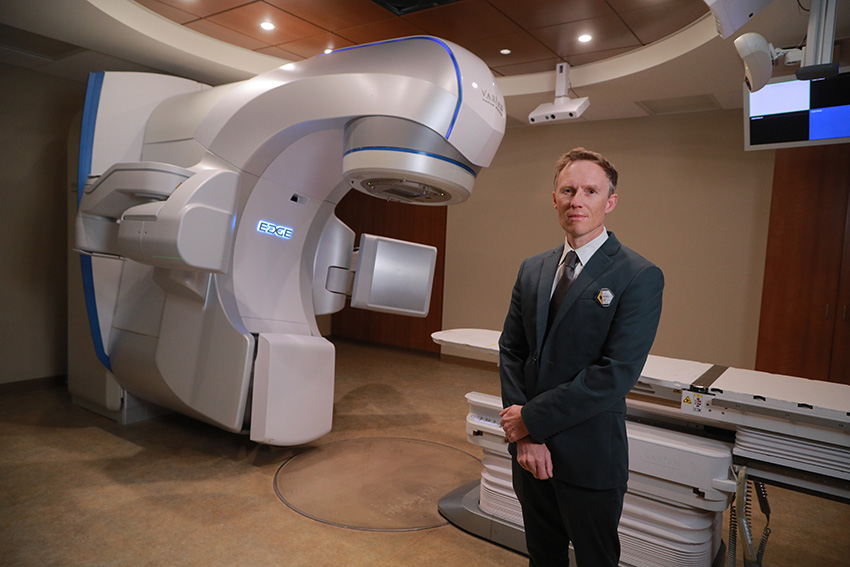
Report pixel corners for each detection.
[553,147,618,195]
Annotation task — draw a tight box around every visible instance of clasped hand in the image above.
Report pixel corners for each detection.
[500,405,553,480]
[498,404,529,443]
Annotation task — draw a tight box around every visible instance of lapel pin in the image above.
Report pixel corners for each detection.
[596,288,614,307]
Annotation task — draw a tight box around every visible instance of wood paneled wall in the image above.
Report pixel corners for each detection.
[330,190,447,353]
[756,143,850,383]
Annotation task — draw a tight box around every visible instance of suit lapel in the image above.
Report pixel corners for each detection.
[546,234,621,338]
[535,245,563,354]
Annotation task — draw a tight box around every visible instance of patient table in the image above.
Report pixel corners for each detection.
[432,329,849,566]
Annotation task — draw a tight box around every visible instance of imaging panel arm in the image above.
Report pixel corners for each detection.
[76,163,239,273]
[76,161,193,256]
[117,168,238,273]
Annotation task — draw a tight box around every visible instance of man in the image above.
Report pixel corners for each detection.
[499,147,664,566]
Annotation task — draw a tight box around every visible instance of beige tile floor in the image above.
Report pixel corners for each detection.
[1,339,848,566]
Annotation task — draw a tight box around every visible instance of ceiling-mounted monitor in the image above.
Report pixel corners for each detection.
[744,71,850,150]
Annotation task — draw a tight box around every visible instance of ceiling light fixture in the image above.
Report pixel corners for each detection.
[578,34,592,43]
[500,48,511,55]
[260,21,275,31]
[324,48,333,54]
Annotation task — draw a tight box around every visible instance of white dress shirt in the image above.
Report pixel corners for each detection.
[551,229,609,298]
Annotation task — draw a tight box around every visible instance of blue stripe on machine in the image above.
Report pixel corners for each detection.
[77,72,111,371]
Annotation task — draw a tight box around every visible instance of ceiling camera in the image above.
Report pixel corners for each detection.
[528,96,590,123]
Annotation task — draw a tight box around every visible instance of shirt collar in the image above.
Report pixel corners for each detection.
[560,228,608,267]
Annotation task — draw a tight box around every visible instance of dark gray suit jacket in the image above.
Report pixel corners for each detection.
[499,232,664,489]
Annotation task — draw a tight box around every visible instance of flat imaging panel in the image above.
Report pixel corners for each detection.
[744,72,850,151]
[351,234,437,317]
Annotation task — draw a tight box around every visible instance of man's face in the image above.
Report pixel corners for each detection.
[553,160,618,249]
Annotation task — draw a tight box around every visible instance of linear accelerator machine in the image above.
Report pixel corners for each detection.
[433,329,850,567]
[70,37,505,445]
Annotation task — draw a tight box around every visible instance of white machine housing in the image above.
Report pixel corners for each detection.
[703,0,772,39]
[71,37,505,445]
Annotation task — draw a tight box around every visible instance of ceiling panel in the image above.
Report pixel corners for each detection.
[3,0,846,124]
[265,0,392,30]
[207,2,324,45]
[184,18,270,50]
[151,0,254,18]
[277,32,356,58]
[401,0,523,42]
[531,15,641,57]
[134,0,199,24]
[131,0,710,74]
[486,0,615,29]
[619,0,709,44]
[255,44,306,60]
[336,18,426,45]
[461,31,557,71]
[605,0,689,11]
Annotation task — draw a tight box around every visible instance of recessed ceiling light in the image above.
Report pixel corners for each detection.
[578,34,592,43]
[260,21,275,31]
[500,48,512,55]
[324,48,333,54]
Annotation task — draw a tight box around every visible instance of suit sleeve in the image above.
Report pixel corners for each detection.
[521,263,664,442]
[499,260,531,408]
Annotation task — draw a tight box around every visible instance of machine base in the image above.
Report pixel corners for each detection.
[438,480,528,555]
[439,480,728,567]
[72,391,170,426]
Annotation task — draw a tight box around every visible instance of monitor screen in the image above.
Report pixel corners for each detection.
[744,71,850,150]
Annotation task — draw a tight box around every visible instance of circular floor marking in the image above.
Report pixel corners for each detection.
[274,437,482,531]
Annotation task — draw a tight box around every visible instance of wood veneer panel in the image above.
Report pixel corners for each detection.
[830,189,850,384]
[756,144,850,380]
